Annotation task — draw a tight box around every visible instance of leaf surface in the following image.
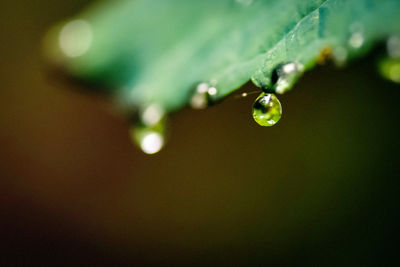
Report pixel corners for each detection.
[49,0,400,113]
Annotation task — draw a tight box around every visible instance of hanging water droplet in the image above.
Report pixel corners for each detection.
[271,62,304,94]
[379,57,400,84]
[190,82,218,109]
[135,129,165,155]
[130,107,167,154]
[252,93,282,127]
[130,122,166,155]
[140,103,165,126]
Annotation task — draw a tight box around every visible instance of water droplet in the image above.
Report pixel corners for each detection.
[349,32,364,49]
[140,104,165,126]
[136,130,165,154]
[387,35,400,59]
[379,56,400,84]
[252,93,282,127]
[130,121,166,155]
[348,23,365,49]
[271,62,304,94]
[190,82,218,109]
[59,19,93,58]
[130,106,167,154]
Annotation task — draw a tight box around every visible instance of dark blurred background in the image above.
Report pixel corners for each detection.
[1,0,399,266]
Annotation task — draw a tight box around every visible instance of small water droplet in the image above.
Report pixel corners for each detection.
[140,104,165,126]
[349,32,364,49]
[130,107,167,154]
[190,82,218,109]
[137,130,164,154]
[379,56,400,84]
[271,62,304,94]
[59,19,93,58]
[348,23,365,49]
[130,122,166,155]
[252,93,282,127]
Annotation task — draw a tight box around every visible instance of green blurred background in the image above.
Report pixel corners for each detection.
[1,0,399,265]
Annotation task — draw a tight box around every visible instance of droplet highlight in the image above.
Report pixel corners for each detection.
[271,62,304,94]
[134,129,165,154]
[190,82,218,109]
[252,93,282,127]
[130,122,166,155]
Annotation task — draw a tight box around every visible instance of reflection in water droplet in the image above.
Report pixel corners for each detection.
[271,62,304,94]
[59,19,93,58]
[379,57,400,84]
[140,104,165,126]
[252,93,282,127]
[387,35,400,59]
[190,82,218,109]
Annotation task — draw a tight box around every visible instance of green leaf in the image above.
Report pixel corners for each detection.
[47,0,400,113]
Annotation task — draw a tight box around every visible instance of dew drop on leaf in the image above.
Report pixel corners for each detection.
[130,108,167,154]
[140,104,165,127]
[190,82,218,109]
[130,125,166,155]
[271,62,304,94]
[252,93,282,127]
